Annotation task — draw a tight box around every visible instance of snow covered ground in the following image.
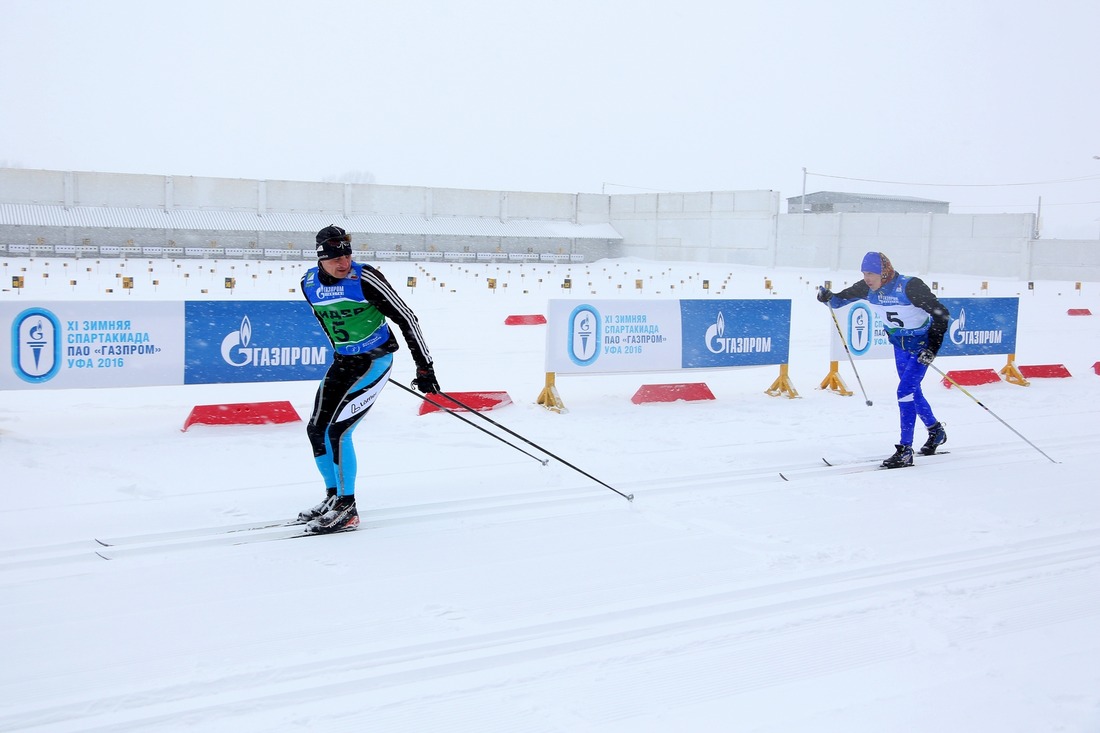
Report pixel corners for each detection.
[2,256,1099,732]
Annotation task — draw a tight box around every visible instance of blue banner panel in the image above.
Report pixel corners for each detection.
[679,299,791,368]
[184,301,331,384]
[830,296,1020,361]
[937,297,1018,357]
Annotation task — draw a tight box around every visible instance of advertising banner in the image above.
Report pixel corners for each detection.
[828,297,1019,361]
[1,302,184,389]
[184,301,330,384]
[2,300,333,389]
[546,299,791,375]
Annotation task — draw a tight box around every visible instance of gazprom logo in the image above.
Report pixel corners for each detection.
[11,308,61,383]
[949,307,1004,346]
[221,314,328,368]
[949,307,968,345]
[703,310,772,354]
[567,304,600,367]
[221,315,255,366]
[847,303,873,355]
[704,311,728,353]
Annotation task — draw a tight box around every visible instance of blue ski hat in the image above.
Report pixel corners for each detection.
[861,251,884,274]
[860,251,896,283]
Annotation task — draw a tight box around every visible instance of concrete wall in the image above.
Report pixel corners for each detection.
[0,168,618,259]
[1030,239,1100,282]
[610,191,781,265]
[0,169,596,222]
[3,168,1098,281]
[775,211,1041,279]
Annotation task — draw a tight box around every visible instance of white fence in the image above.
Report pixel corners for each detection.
[3,168,1097,280]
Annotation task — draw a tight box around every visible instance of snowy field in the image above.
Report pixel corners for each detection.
[2,256,1099,732]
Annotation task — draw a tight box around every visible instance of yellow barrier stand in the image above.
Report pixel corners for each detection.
[1000,354,1030,386]
[765,364,800,399]
[536,372,568,413]
[819,360,853,396]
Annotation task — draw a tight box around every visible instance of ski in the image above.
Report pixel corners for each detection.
[94,518,304,548]
[93,519,309,560]
[780,462,895,481]
[93,519,366,559]
[779,457,882,481]
[779,450,952,481]
[822,450,950,467]
[274,526,360,541]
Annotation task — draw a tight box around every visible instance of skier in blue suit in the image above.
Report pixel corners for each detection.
[817,251,950,468]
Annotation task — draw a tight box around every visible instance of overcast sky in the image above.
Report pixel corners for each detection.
[2,0,1098,238]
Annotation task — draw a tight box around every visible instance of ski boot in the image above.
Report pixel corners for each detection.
[920,422,947,455]
[305,495,360,534]
[298,488,337,523]
[881,444,914,469]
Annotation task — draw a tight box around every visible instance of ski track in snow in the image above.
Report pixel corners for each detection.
[3,259,1100,732]
[2,516,1099,732]
[2,433,1099,731]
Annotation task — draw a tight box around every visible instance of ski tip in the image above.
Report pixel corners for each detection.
[95,551,111,560]
[94,538,111,548]
[779,472,789,481]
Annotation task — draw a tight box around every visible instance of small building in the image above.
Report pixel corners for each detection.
[787,191,949,215]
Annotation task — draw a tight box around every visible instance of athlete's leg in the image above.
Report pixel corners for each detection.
[912,383,937,428]
[307,358,366,489]
[894,348,929,446]
[325,354,394,497]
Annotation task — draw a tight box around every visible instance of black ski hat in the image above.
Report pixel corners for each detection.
[315,225,352,260]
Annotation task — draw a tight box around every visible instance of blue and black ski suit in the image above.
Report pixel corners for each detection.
[301,261,433,498]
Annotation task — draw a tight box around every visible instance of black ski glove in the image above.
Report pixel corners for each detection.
[917,348,936,366]
[412,365,440,393]
[816,287,834,303]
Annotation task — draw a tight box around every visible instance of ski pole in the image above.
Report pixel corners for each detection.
[404,383,633,501]
[928,364,1058,464]
[826,304,873,406]
[436,388,633,502]
[388,379,549,466]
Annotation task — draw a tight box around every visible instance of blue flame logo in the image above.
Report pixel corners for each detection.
[567,304,600,366]
[220,315,253,366]
[11,308,61,383]
[847,303,873,355]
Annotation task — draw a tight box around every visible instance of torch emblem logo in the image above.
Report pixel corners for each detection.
[12,308,61,383]
[567,304,600,367]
